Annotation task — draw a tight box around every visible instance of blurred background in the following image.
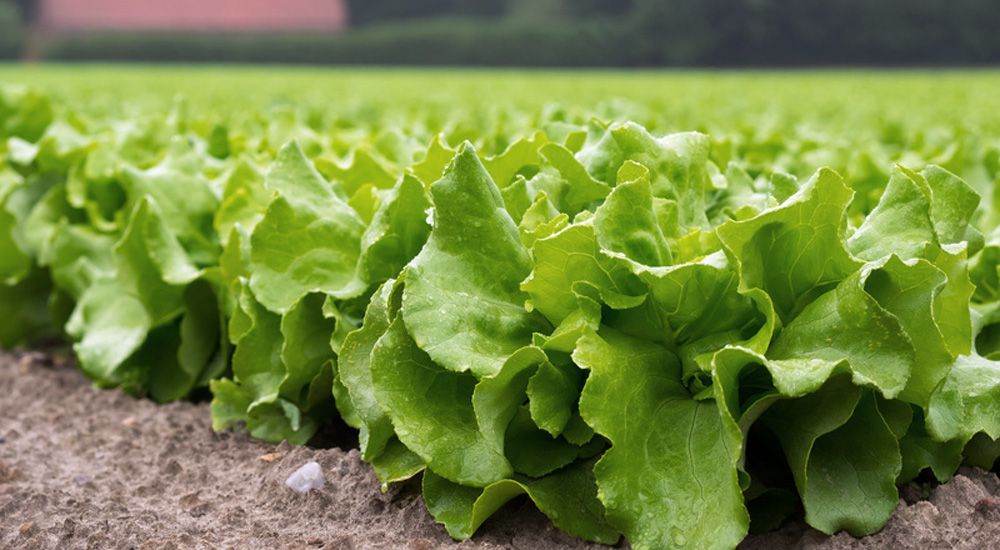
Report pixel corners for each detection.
[0,0,998,66]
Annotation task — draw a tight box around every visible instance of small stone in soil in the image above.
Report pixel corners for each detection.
[258,452,283,462]
[286,461,324,494]
[975,496,1000,514]
[0,462,18,483]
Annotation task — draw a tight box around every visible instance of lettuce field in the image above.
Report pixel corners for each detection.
[3,67,1000,549]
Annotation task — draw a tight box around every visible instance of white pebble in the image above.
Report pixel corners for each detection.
[285,461,324,494]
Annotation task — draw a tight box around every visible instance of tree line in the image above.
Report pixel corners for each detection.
[3,0,998,65]
[347,0,1000,65]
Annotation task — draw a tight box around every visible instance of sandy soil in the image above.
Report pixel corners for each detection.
[2,351,999,550]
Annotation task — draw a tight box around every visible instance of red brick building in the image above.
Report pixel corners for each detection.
[36,0,348,32]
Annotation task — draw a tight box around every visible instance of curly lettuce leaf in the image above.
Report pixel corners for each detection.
[422,460,618,544]
[249,142,367,314]
[370,318,512,486]
[763,377,901,536]
[718,168,861,322]
[575,329,748,550]
[402,143,547,377]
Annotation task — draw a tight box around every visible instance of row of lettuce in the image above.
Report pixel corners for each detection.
[4,85,1000,549]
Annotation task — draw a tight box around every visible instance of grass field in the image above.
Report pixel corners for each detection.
[4,65,1000,549]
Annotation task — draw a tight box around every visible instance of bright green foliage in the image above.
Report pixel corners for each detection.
[371,318,512,486]
[402,144,548,377]
[4,72,1000,550]
[422,460,618,544]
[576,329,747,549]
[248,142,367,313]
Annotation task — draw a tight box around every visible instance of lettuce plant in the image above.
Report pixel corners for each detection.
[3,85,1000,549]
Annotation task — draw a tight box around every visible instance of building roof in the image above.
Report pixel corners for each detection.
[37,0,348,32]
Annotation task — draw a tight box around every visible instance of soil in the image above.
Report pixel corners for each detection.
[2,351,1000,550]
